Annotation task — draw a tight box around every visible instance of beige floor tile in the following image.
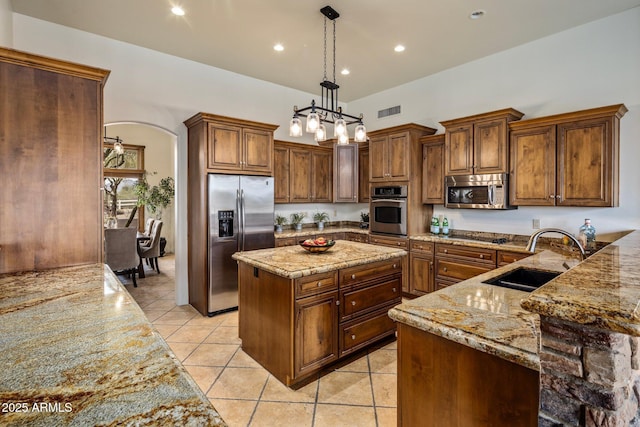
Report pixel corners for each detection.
[314,404,376,427]
[371,373,397,407]
[207,367,269,400]
[166,342,199,362]
[209,398,257,427]
[259,375,317,403]
[153,324,181,339]
[227,349,263,369]
[368,349,397,374]
[182,343,239,367]
[184,365,223,394]
[165,325,214,343]
[335,354,370,373]
[153,310,198,325]
[317,371,373,406]
[376,406,398,427]
[250,401,314,427]
[142,309,171,322]
[170,304,200,314]
[218,311,239,326]
[143,298,178,311]
[205,325,242,345]
[185,315,225,327]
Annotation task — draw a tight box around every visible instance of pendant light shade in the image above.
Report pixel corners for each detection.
[113,140,125,154]
[306,112,320,133]
[354,122,367,143]
[315,123,327,142]
[334,118,347,137]
[337,133,349,145]
[289,115,303,137]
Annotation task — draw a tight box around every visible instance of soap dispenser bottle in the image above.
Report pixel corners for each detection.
[579,219,596,250]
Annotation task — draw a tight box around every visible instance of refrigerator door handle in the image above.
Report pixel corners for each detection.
[236,189,242,252]
[240,189,246,251]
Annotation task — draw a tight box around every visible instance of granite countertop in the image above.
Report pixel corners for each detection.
[410,232,533,254]
[274,225,368,239]
[232,240,406,279]
[0,264,225,426]
[390,229,640,370]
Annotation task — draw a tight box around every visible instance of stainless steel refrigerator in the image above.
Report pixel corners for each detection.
[207,174,275,316]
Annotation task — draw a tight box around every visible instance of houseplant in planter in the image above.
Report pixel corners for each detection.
[274,214,288,233]
[360,211,370,229]
[290,212,306,232]
[313,212,330,231]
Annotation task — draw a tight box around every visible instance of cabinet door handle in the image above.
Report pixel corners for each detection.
[351,301,356,306]
[443,267,448,272]
[444,249,448,254]
[336,301,340,306]
[549,194,555,199]
[351,274,356,279]
[392,288,397,293]
[429,262,433,271]
[556,195,562,199]
[480,254,484,259]
[317,282,322,287]
[351,334,356,340]
[393,264,397,269]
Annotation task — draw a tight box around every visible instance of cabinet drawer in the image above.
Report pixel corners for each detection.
[410,240,434,254]
[369,235,408,249]
[435,278,458,291]
[497,250,531,266]
[435,259,493,282]
[340,306,396,356]
[345,232,369,243]
[340,276,401,320]
[435,243,496,265]
[295,271,338,298]
[340,258,403,287]
[275,237,297,247]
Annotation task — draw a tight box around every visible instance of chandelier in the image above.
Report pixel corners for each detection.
[289,6,366,144]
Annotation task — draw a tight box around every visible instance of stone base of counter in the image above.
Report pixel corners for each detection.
[397,323,539,426]
[538,316,640,426]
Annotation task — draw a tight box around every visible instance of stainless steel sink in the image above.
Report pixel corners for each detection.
[482,267,561,292]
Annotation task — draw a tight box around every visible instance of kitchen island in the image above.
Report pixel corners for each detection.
[232,240,406,386]
[0,264,225,426]
[390,229,640,426]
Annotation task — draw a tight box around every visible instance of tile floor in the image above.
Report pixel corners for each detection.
[119,255,398,427]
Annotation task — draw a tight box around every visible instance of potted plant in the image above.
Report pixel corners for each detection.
[274,214,288,233]
[360,211,370,229]
[313,211,330,231]
[290,212,306,232]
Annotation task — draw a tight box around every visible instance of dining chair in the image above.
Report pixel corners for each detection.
[143,218,155,237]
[104,227,139,287]
[138,220,163,274]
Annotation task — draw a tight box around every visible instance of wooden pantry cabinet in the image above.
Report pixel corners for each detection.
[0,48,109,274]
[273,141,332,203]
[358,144,370,203]
[421,134,445,204]
[184,113,278,176]
[509,104,627,207]
[368,124,436,182]
[409,241,435,295]
[440,108,524,176]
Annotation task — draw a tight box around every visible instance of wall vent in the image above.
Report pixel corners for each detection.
[377,105,401,118]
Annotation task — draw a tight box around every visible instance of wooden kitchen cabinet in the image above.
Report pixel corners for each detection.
[358,144,370,203]
[333,143,359,202]
[369,235,409,293]
[273,140,332,204]
[409,240,435,295]
[345,232,369,243]
[0,48,109,274]
[441,108,524,176]
[509,104,627,207]
[497,250,531,267]
[421,134,445,204]
[434,243,496,287]
[368,124,436,182]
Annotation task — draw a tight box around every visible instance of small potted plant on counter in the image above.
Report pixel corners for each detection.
[360,211,370,229]
[274,214,288,233]
[290,212,306,232]
[313,211,330,231]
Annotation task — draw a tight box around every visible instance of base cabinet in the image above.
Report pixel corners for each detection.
[408,241,435,295]
[397,323,539,426]
[239,257,403,386]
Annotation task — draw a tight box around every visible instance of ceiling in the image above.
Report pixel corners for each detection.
[10,0,640,101]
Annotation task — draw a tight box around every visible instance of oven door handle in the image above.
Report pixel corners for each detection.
[371,199,407,204]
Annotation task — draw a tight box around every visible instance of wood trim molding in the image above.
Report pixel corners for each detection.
[509,104,628,130]
[183,112,279,132]
[439,107,525,127]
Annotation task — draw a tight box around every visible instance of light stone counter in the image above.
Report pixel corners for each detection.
[0,264,225,426]
[274,225,368,240]
[389,250,582,371]
[232,240,406,279]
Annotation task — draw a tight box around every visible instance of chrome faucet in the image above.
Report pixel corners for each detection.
[526,228,587,261]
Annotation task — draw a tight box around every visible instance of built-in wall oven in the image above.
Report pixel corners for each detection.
[370,185,408,236]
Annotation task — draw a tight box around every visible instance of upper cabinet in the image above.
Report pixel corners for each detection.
[184,113,278,175]
[368,124,437,182]
[421,134,446,204]
[333,143,359,203]
[509,104,627,207]
[440,108,524,176]
[0,48,110,274]
[274,141,333,204]
[358,144,370,203]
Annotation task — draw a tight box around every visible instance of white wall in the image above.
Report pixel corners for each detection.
[349,7,640,241]
[10,8,640,304]
[0,0,12,47]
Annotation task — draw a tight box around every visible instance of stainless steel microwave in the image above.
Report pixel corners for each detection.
[445,173,515,210]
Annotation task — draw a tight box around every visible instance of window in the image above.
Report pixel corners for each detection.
[103,143,145,229]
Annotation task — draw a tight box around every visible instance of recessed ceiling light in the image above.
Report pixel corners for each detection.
[469,9,486,20]
[394,45,405,53]
[341,68,350,75]
[273,44,284,52]
[171,6,185,16]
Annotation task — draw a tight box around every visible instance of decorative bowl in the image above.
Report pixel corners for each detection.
[299,239,336,253]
